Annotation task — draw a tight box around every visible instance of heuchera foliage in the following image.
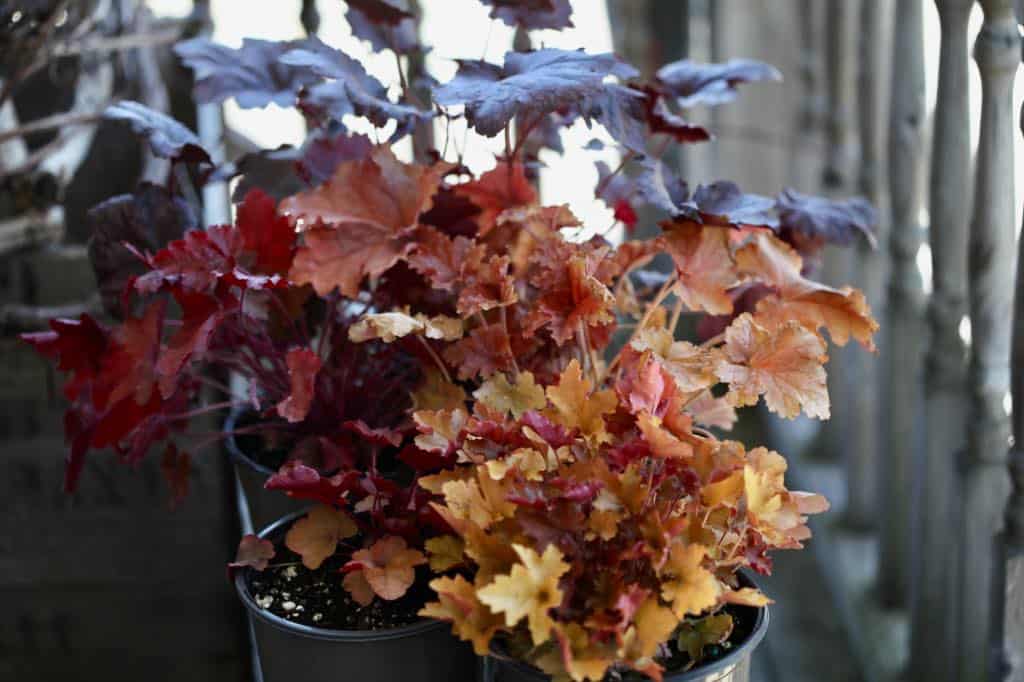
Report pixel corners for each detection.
[25,1,879,679]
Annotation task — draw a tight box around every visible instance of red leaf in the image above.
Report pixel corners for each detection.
[265,461,358,505]
[21,315,109,400]
[276,348,322,423]
[455,162,537,236]
[236,188,296,274]
[342,420,403,447]
[160,442,191,507]
[99,300,166,410]
[157,289,236,398]
[442,322,515,380]
[346,0,413,25]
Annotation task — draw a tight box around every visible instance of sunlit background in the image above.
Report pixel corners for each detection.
[146,0,1024,299]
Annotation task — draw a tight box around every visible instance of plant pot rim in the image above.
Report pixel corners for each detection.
[490,571,769,682]
[234,509,450,643]
[225,406,278,477]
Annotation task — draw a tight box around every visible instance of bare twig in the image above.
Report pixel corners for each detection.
[0,109,105,144]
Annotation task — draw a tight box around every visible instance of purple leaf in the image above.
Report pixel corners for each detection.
[228,129,374,201]
[433,48,634,138]
[691,181,777,228]
[174,37,320,109]
[346,0,414,24]
[281,37,432,137]
[104,101,211,164]
[776,189,877,247]
[635,159,777,228]
[346,0,419,54]
[656,58,782,108]
[87,184,197,317]
[479,0,573,30]
[578,84,648,153]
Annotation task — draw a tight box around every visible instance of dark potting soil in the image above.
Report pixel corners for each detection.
[248,544,430,631]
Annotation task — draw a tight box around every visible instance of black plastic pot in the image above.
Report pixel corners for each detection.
[235,510,479,682]
[485,577,769,682]
[225,408,307,529]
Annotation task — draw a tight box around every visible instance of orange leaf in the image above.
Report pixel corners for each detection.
[546,359,617,442]
[349,535,427,601]
[229,534,276,572]
[715,313,829,419]
[659,221,737,315]
[276,347,322,423]
[282,146,453,296]
[735,232,878,350]
[343,570,376,606]
[284,505,358,570]
[282,146,451,234]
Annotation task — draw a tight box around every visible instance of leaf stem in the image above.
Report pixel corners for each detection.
[416,336,452,384]
[605,274,678,378]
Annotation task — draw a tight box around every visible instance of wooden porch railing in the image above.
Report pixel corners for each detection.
[780,0,1024,679]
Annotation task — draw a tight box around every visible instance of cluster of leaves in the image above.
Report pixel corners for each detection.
[24,1,880,677]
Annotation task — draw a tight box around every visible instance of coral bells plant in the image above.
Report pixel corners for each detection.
[22,0,879,665]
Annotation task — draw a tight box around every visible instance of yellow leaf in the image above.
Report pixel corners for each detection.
[485,447,548,481]
[702,470,744,508]
[413,407,468,453]
[411,368,467,412]
[426,535,465,572]
[441,470,515,530]
[546,359,617,442]
[477,544,570,646]
[637,412,694,459]
[422,575,503,655]
[659,543,720,619]
[473,371,548,418]
[284,505,357,570]
[715,313,830,420]
[629,597,679,659]
[722,587,772,607]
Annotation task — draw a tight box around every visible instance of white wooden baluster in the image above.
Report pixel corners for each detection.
[910,2,975,679]
[999,89,1024,680]
[821,0,860,471]
[962,1,1020,680]
[848,0,893,530]
[880,0,928,608]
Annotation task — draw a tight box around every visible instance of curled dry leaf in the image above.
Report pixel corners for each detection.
[285,505,358,570]
[349,311,463,343]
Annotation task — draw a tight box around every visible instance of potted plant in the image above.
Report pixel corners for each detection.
[21,1,880,680]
